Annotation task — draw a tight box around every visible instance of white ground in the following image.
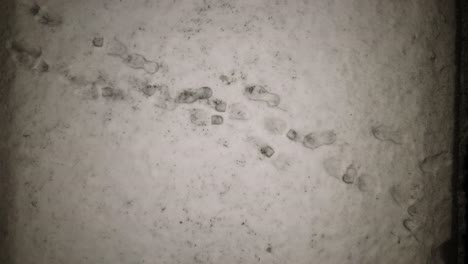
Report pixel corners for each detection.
[1,0,456,263]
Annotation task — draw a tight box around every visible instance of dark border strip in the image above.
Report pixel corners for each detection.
[0,0,15,263]
[455,0,467,263]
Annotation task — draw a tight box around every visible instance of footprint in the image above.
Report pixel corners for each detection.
[244,85,280,107]
[7,40,41,59]
[152,85,176,110]
[135,83,176,110]
[302,130,337,150]
[128,78,175,108]
[402,218,425,242]
[176,87,213,104]
[92,36,104,47]
[67,73,106,100]
[211,99,227,112]
[407,198,429,218]
[263,117,287,135]
[419,152,451,174]
[342,164,358,184]
[211,115,224,125]
[29,2,41,16]
[403,218,420,233]
[122,53,159,74]
[33,60,49,72]
[229,103,249,120]
[356,176,369,192]
[7,40,47,71]
[371,125,402,144]
[389,185,407,206]
[323,157,343,180]
[356,173,378,194]
[107,37,128,57]
[28,3,62,26]
[101,87,124,100]
[286,129,299,141]
[260,145,275,158]
[245,136,276,159]
[140,84,159,97]
[390,182,424,207]
[107,37,160,74]
[219,74,235,85]
[190,109,209,126]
